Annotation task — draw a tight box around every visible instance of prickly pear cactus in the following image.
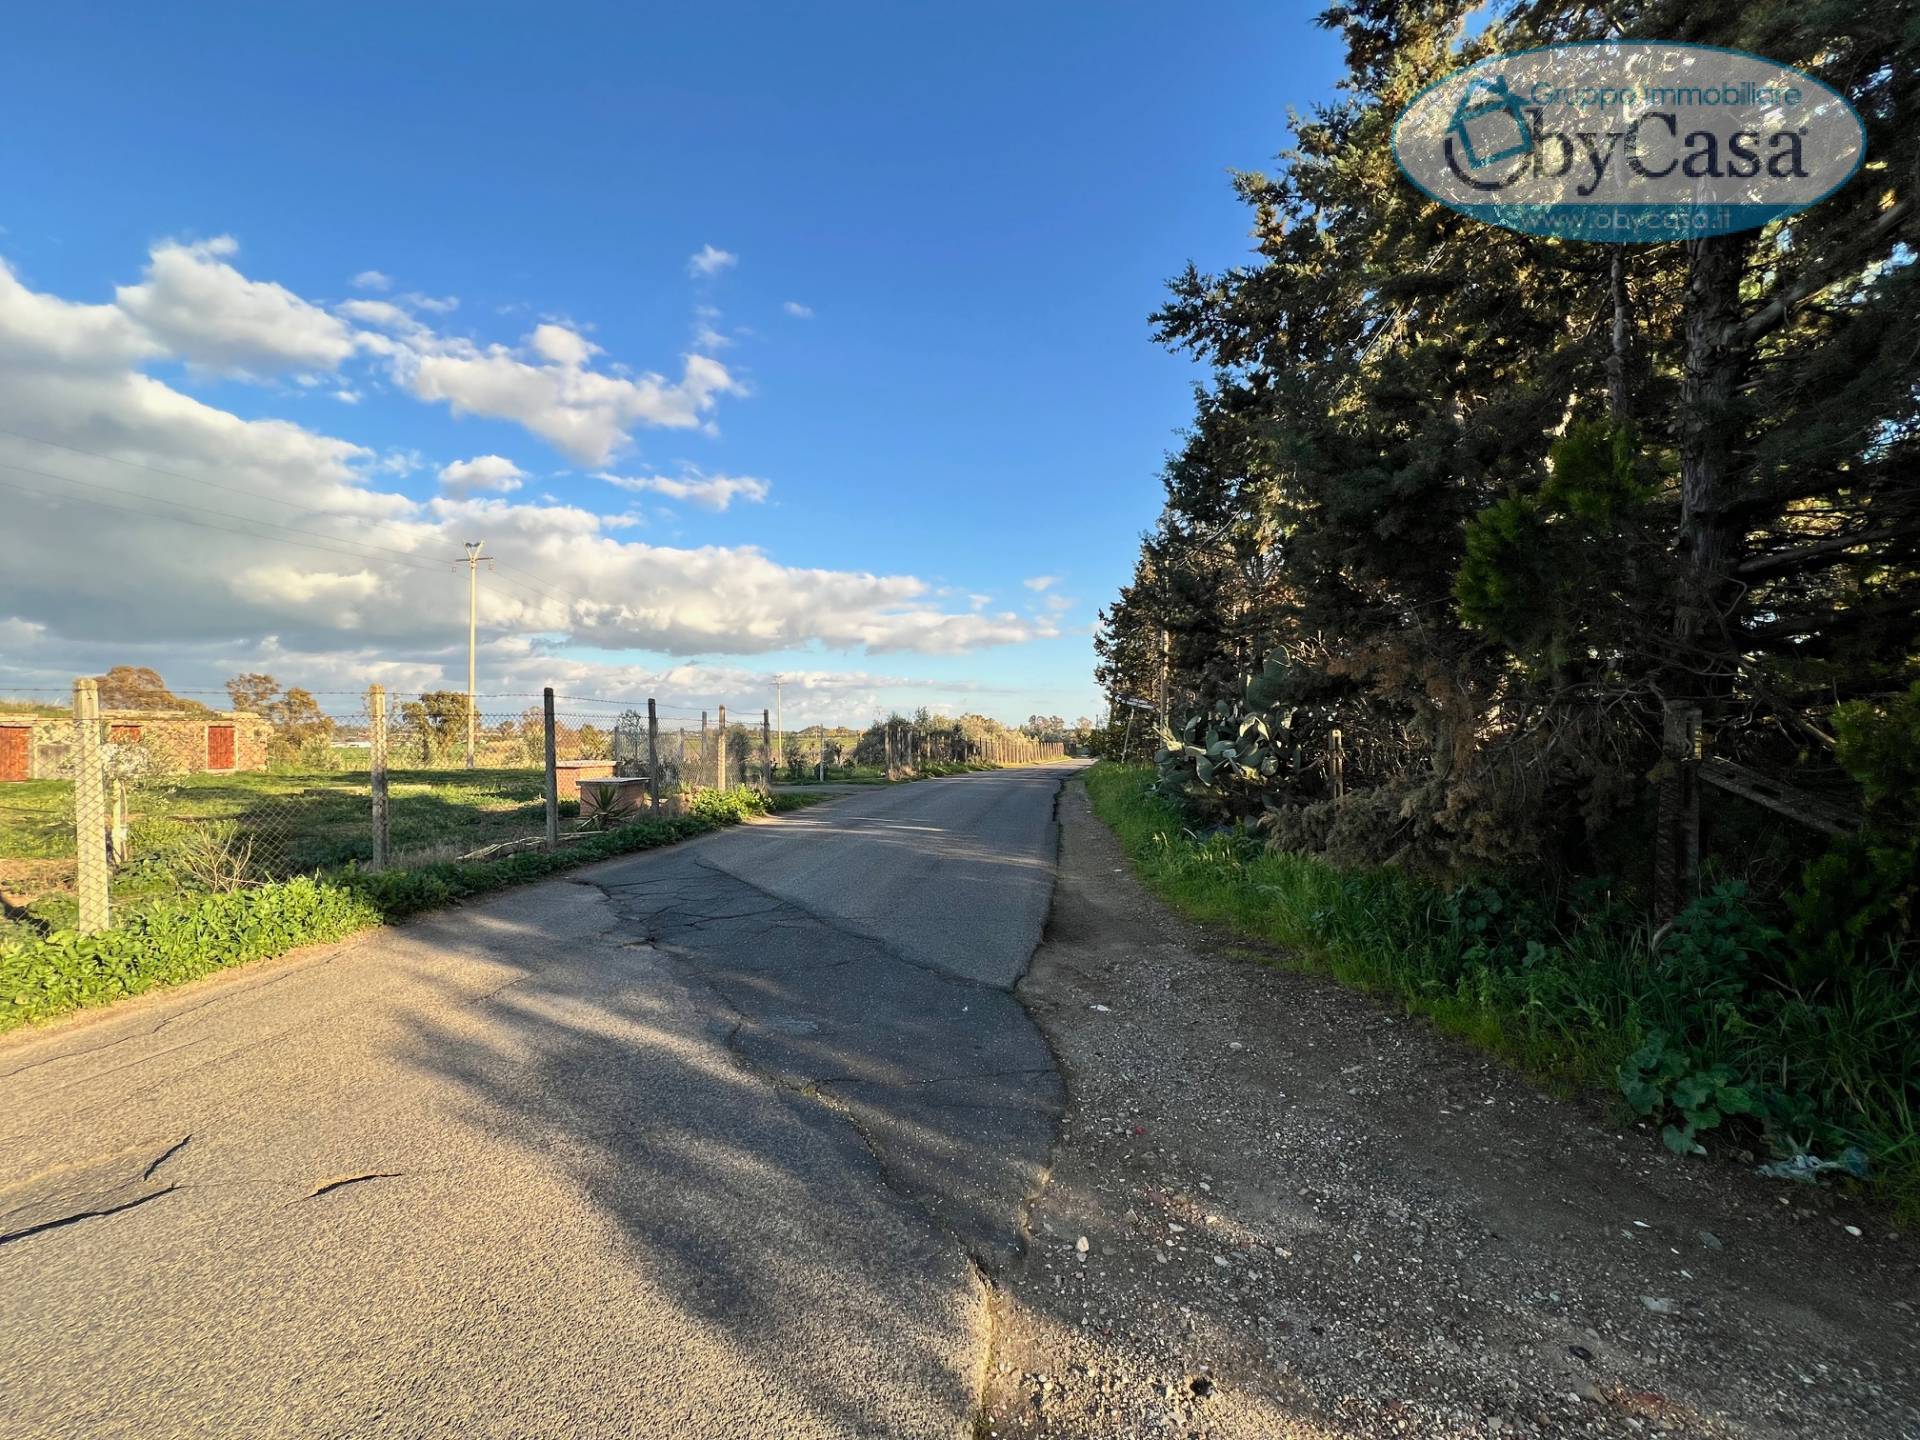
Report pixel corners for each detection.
[1155,695,1289,821]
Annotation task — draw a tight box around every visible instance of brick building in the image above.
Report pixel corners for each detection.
[0,709,271,782]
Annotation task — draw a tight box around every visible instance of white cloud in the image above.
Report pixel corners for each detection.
[374,448,427,476]
[529,321,597,368]
[0,238,1053,686]
[1022,575,1060,591]
[402,292,459,314]
[439,454,526,495]
[1041,593,1072,613]
[115,237,356,375]
[351,270,393,292]
[597,470,770,512]
[336,297,429,340]
[0,258,159,371]
[407,338,740,465]
[782,301,814,318]
[688,244,737,278]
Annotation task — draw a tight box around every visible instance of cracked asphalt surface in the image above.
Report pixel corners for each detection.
[0,763,1080,1439]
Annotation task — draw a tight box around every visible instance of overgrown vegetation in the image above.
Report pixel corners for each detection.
[1096,1,1916,893]
[1086,764,1918,1218]
[1089,3,1916,1209]
[0,785,815,1034]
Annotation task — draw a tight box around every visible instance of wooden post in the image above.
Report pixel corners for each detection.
[1653,703,1703,923]
[818,722,826,782]
[716,705,727,790]
[647,699,661,816]
[370,685,390,870]
[72,677,110,934]
[760,710,772,795]
[1330,727,1345,800]
[542,687,558,851]
[699,710,708,793]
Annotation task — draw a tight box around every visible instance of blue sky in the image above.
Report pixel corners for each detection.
[0,4,1345,725]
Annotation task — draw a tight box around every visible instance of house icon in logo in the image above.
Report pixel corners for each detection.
[1447,75,1532,169]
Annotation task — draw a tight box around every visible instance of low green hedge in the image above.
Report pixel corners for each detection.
[1,786,813,1035]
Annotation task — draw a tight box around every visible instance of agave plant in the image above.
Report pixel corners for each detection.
[577,777,646,830]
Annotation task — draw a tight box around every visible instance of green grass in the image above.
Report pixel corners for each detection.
[1,785,825,1035]
[2,767,551,864]
[1083,763,1920,1218]
[0,768,808,938]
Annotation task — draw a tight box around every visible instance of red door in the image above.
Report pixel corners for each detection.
[0,726,28,782]
[206,724,236,771]
[109,724,143,744]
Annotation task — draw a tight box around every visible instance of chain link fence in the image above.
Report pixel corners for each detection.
[0,682,1064,941]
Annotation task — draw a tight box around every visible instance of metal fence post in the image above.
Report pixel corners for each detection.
[647,699,661,816]
[542,687,559,850]
[369,684,390,871]
[71,677,110,934]
[716,705,727,790]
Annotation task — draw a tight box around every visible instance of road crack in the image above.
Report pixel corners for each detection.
[0,1184,178,1246]
[306,1171,403,1199]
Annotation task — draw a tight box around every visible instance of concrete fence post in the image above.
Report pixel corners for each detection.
[647,699,662,816]
[699,711,709,794]
[716,705,727,791]
[542,687,559,851]
[369,684,390,871]
[760,710,772,795]
[71,677,110,934]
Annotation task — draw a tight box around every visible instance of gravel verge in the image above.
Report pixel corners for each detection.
[981,778,1919,1440]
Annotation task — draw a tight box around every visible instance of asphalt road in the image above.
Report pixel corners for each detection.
[0,763,1080,1440]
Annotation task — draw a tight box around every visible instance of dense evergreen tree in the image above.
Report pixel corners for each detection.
[1100,0,1919,908]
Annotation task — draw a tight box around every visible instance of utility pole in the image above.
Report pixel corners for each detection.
[772,675,784,783]
[455,540,493,769]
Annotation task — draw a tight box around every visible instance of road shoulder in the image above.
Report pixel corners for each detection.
[983,777,1919,1439]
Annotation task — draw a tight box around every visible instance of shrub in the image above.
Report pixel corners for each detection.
[2,878,380,1026]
